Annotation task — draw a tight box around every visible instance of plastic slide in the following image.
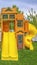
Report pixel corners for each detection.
[1,32,18,60]
[9,32,18,60]
[24,35,34,50]
[1,32,9,60]
[24,23,37,50]
[29,23,37,37]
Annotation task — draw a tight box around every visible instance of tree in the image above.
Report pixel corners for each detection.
[12,5,22,13]
[26,8,37,28]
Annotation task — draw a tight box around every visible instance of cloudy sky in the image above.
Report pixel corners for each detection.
[0,0,37,15]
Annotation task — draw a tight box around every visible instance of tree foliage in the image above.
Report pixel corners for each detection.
[12,5,23,14]
[26,8,37,28]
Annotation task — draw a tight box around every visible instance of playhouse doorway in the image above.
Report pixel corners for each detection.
[17,35,23,49]
[9,20,15,32]
[3,20,15,32]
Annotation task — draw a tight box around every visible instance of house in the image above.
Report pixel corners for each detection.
[1,6,29,49]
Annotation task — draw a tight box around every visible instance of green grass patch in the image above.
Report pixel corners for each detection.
[0,42,37,65]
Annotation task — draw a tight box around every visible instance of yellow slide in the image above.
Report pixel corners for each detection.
[29,23,37,37]
[24,35,34,50]
[1,32,18,60]
[24,23,37,50]
[1,32,9,60]
[9,32,18,60]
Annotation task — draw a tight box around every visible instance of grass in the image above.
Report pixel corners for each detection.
[0,42,37,65]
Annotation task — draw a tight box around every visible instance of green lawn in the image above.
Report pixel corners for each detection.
[0,42,37,65]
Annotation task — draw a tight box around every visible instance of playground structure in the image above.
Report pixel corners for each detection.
[0,6,37,60]
[24,23,37,50]
[1,7,29,49]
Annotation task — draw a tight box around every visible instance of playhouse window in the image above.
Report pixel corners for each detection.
[3,14,8,19]
[17,20,23,27]
[9,14,15,19]
[18,35,23,44]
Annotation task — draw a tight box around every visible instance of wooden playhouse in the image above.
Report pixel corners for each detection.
[1,6,29,49]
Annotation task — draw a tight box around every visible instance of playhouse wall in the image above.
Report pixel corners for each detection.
[24,20,29,32]
[3,21,9,32]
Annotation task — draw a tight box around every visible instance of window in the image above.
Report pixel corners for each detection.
[17,20,23,27]
[9,14,15,19]
[18,35,23,44]
[9,20,15,31]
[3,14,8,19]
